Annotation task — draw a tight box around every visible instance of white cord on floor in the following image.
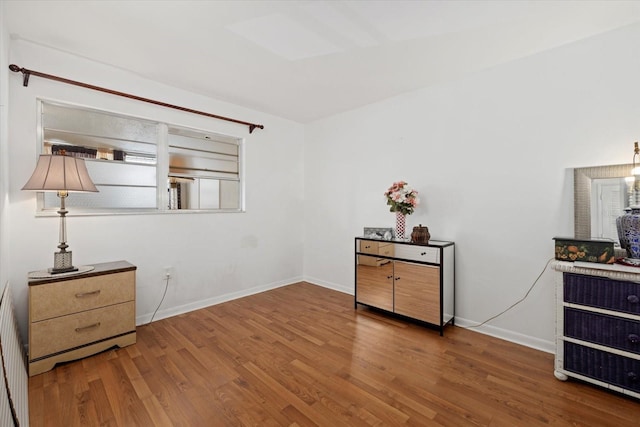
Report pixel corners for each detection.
[148,275,170,325]
[466,257,554,329]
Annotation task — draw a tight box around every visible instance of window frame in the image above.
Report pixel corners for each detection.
[34,98,246,216]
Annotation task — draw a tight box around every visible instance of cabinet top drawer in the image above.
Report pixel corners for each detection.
[564,273,640,315]
[394,245,440,264]
[30,270,135,322]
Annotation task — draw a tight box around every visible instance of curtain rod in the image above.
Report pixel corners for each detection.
[8,64,264,134]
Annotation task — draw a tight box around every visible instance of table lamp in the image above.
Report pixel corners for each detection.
[22,153,98,273]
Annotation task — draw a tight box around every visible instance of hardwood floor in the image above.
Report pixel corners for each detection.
[29,282,639,426]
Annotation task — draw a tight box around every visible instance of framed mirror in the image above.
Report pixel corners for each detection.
[574,163,632,242]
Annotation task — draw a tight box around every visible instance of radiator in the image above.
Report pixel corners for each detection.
[0,283,29,426]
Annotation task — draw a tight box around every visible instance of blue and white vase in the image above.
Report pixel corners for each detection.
[616,206,640,260]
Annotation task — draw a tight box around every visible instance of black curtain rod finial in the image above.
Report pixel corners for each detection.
[8,64,29,86]
[249,124,265,134]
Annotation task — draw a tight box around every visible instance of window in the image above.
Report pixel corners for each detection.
[37,100,244,214]
[168,126,241,210]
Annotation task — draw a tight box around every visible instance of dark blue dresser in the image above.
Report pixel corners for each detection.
[554,261,640,399]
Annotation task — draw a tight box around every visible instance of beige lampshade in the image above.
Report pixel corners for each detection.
[22,154,98,192]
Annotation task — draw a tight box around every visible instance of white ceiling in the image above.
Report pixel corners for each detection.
[4,1,640,123]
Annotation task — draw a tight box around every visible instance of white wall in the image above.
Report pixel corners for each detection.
[0,1,9,290]
[7,21,640,356]
[8,40,305,342]
[303,23,640,352]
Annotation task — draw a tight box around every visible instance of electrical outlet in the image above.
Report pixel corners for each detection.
[164,266,173,279]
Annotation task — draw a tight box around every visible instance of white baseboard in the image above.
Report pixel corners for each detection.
[136,276,303,325]
[305,278,555,354]
[137,277,555,355]
[303,275,353,295]
[454,317,555,354]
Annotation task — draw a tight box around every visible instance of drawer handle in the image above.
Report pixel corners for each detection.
[75,322,101,333]
[364,245,371,249]
[75,290,101,298]
[629,334,640,344]
[628,295,640,304]
[628,372,638,383]
[420,252,426,256]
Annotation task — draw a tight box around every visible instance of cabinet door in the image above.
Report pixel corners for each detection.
[356,256,393,311]
[394,261,440,324]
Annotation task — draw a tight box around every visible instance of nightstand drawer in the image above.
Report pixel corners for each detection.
[30,271,135,321]
[564,308,640,355]
[29,301,135,360]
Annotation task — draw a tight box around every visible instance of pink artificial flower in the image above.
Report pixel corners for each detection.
[385,181,420,215]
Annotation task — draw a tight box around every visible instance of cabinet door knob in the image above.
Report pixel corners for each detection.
[395,277,401,281]
[386,275,393,279]
[629,334,640,344]
[628,295,640,304]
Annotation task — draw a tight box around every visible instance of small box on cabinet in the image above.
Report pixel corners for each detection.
[553,237,615,264]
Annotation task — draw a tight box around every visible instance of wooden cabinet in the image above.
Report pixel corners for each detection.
[28,261,137,376]
[553,261,640,399]
[355,238,455,334]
